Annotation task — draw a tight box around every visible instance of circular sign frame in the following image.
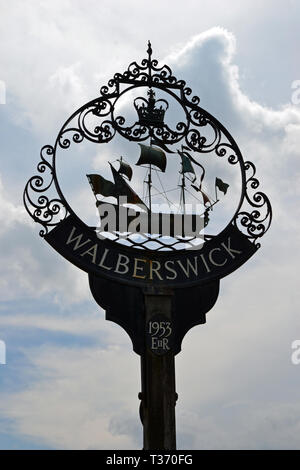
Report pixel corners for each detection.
[24,43,272,288]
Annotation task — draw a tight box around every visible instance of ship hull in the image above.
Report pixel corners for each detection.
[96,201,205,238]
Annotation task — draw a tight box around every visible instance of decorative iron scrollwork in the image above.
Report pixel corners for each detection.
[234,161,272,245]
[24,42,272,249]
[23,145,68,236]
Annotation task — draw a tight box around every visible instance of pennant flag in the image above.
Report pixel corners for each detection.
[215,177,229,195]
[178,151,196,178]
[191,184,211,206]
[87,174,116,198]
[200,190,211,206]
[179,146,206,182]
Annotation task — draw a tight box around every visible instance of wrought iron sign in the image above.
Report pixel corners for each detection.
[23,42,272,450]
[24,42,271,286]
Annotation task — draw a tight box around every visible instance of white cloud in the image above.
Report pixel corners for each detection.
[177,402,300,449]
[2,1,298,136]
[0,174,90,304]
[0,344,141,449]
[1,14,300,449]
[0,176,28,232]
[46,63,89,118]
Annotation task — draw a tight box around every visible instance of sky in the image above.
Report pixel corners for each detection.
[0,0,300,450]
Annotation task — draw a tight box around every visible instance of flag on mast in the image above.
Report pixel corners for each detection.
[178,151,196,181]
[215,177,229,195]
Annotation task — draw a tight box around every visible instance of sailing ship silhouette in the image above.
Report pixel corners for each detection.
[87,143,229,238]
[87,88,229,239]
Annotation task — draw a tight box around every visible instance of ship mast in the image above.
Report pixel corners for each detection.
[179,161,186,215]
[147,161,152,213]
[134,85,168,213]
[136,141,167,212]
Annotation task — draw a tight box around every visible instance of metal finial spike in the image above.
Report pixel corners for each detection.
[148,88,155,99]
[147,40,152,58]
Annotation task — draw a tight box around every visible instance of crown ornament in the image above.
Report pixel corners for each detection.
[134,88,168,127]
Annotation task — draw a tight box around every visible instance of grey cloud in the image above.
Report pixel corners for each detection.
[0,19,300,449]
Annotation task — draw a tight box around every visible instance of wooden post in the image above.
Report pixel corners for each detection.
[140,288,177,450]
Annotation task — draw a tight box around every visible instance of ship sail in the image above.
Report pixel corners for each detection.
[87,162,145,207]
[88,145,212,239]
[109,163,145,206]
[118,158,133,181]
[136,143,167,172]
[150,138,175,154]
[87,174,116,198]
